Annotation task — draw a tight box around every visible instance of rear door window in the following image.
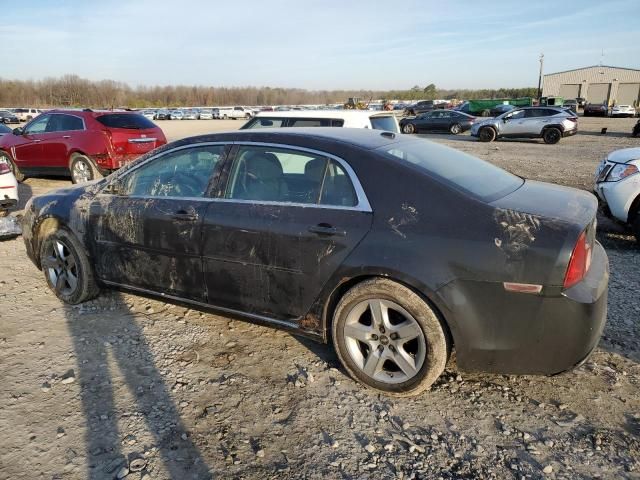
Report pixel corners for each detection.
[225,145,358,206]
[47,114,84,132]
[96,114,156,130]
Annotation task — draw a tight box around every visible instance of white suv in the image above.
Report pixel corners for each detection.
[241,110,400,133]
[594,147,640,242]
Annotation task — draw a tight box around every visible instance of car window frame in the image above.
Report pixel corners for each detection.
[23,114,52,135]
[104,142,231,200]
[46,113,86,133]
[214,142,372,212]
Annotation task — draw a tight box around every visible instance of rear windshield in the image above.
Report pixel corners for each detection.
[96,113,156,129]
[377,140,523,202]
[370,115,399,133]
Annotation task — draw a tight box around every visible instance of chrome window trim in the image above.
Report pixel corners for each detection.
[104,140,372,213]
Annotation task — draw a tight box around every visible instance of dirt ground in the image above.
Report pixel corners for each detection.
[1,116,639,480]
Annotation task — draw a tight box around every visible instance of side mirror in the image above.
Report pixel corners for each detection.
[103,179,123,195]
[12,127,23,135]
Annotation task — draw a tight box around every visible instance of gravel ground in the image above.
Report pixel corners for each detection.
[1,116,639,480]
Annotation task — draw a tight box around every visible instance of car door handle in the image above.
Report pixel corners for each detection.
[171,211,199,221]
[63,135,71,139]
[33,139,41,142]
[308,224,346,237]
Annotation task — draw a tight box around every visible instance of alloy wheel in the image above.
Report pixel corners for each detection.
[42,240,79,296]
[72,159,92,183]
[342,299,426,384]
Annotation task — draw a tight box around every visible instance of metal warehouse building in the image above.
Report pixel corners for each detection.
[542,65,640,106]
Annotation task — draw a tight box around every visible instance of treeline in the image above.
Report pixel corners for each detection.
[0,75,538,108]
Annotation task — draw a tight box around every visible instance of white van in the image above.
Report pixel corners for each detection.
[241,110,400,133]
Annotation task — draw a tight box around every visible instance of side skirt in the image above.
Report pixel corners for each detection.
[100,279,325,342]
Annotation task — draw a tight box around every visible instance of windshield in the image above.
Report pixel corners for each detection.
[377,140,523,202]
[96,113,156,129]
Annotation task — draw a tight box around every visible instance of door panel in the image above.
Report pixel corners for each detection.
[88,143,226,300]
[202,202,372,319]
[90,195,207,300]
[12,114,51,169]
[202,143,373,321]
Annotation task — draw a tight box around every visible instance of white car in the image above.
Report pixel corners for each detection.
[218,106,254,119]
[241,110,400,133]
[199,109,214,120]
[140,110,156,120]
[12,107,42,122]
[169,110,184,120]
[0,159,18,215]
[610,105,636,118]
[594,147,640,242]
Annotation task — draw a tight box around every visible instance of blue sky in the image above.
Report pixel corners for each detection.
[1,0,638,90]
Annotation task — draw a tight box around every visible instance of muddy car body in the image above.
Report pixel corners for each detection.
[22,128,608,395]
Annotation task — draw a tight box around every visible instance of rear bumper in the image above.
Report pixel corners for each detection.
[563,127,578,137]
[437,242,608,375]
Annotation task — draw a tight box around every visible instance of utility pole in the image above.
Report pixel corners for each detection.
[537,53,544,103]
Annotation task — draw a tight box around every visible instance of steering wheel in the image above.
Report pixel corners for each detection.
[171,172,203,197]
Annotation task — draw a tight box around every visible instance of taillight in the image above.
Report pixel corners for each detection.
[563,231,592,289]
[0,162,10,175]
[567,116,578,122]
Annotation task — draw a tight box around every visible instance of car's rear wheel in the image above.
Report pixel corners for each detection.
[402,123,415,134]
[449,123,462,135]
[40,229,99,304]
[332,278,449,397]
[0,151,24,182]
[543,127,562,144]
[478,127,496,142]
[70,154,102,184]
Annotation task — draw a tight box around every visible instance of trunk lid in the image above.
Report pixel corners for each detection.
[490,180,598,287]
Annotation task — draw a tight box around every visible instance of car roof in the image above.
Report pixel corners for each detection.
[254,110,395,119]
[184,127,403,151]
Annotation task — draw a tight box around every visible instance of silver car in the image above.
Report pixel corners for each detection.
[471,106,578,144]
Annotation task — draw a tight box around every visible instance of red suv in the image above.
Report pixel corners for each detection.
[0,109,167,183]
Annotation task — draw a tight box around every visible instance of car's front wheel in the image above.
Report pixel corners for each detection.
[478,127,496,142]
[543,127,562,144]
[332,278,449,397]
[402,123,415,134]
[40,229,99,304]
[70,154,102,184]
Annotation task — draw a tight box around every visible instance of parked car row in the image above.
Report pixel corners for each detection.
[584,102,638,118]
[0,109,167,184]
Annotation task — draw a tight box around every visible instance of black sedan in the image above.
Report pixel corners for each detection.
[0,110,20,124]
[490,104,515,116]
[22,128,608,396]
[400,110,476,135]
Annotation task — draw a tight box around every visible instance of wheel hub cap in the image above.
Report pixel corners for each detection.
[343,299,426,384]
[43,240,78,296]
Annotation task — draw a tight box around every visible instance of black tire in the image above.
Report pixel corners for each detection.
[543,127,562,145]
[70,154,102,184]
[449,123,462,135]
[39,229,99,304]
[402,123,416,134]
[632,211,640,245]
[478,127,496,142]
[0,151,25,182]
[245,113,251,119]
[332,278,449,397]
